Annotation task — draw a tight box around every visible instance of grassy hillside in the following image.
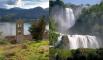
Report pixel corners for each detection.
[0,40,49,60]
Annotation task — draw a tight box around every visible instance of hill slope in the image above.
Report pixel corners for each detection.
[0,7,49,22]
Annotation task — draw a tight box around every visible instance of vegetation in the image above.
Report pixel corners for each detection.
[49,18,59,46]
[29,16,46,40]
[71,2,103,37]
[0,7,48,22]
[50,48,103,60]
[0,40,10,45]
[50,0,64,8]
[0,15,49,60]
[0,40,49,60]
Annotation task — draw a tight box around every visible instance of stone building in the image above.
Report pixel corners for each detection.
[5,19,49,43]
[16,19,24,42]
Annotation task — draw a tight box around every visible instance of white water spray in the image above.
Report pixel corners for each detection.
[51,4,101,49]
[57,34,100,49]
[51,5,75,33]
[65,8,75,30]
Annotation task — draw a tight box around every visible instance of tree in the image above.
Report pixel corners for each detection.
[49,18,59,45]
[38,16,46,40]
[29,16,46,41]
[49,18,57,32]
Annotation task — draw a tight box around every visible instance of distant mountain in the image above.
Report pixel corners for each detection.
[0,7,49,22]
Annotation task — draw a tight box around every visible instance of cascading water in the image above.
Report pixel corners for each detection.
[65,8,75,31]
[57,34,100,49]
[51,5,75,33]
[51,2,101,49]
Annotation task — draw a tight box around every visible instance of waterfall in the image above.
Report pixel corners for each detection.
[56,34,99,49]
[51,5,101,49]
[51,5,75,33]
[65,8,75,31]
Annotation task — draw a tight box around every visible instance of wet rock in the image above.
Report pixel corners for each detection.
[61,35,69,49]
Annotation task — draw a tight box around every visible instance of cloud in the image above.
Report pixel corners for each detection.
[0,0,49,9]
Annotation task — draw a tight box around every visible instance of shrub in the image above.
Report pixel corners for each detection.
[29,16,46,41]
[0,55,5,60]
[0,39,10,45]
[50,48,103,60]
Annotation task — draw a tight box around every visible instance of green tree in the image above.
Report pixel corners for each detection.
[49,18,59,45]
[49,18,56,32]
[29,16,46,41]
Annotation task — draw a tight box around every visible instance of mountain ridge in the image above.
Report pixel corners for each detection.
[0,7,49,22]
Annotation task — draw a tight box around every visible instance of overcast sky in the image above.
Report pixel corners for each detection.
[0,0,49,9]
[64,0,101,5]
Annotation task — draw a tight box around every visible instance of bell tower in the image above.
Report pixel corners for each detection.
[16,19,24,42]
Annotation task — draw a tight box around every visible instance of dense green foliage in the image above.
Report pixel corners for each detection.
[50,0,64,8]
[49,32,59,46]
[0,40,10,45]
[50,48,103,60]
[29,16,46,40]
[49,18,59,46]
[49,18,57,32]
[71,3,103,37]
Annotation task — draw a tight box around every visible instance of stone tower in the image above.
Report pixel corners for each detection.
[16,19,24,42]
